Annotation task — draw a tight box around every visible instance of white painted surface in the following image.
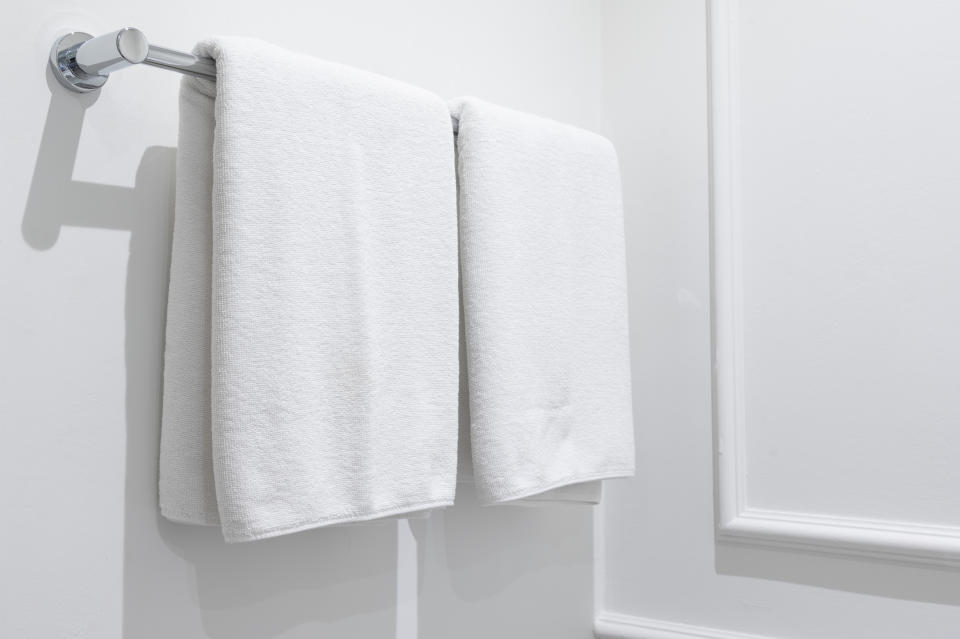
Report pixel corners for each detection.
[595,612,772,639]
[0,2,603,637]
[736,0,960,529]
[600,0,960,637]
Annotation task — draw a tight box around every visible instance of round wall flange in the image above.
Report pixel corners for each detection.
[49,32,106,93]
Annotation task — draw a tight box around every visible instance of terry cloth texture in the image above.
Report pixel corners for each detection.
[160,38,459,542]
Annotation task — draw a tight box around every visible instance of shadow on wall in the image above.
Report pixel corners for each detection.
[23,67,595,639]
[715,542,960,608]
[23,67,400,639]
[414,489,594,638]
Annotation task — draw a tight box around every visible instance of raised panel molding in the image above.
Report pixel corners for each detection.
[708,0,960,566]
[595,613,774,639]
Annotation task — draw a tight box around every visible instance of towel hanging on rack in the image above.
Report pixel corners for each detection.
[450,97,635,505]
[159,37,460,543]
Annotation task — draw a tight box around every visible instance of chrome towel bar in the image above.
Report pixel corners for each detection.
[50,28,216,93]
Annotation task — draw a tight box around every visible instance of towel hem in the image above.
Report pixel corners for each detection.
[479,466,635,505]
[160,507,220,526]
[223,498,455,543]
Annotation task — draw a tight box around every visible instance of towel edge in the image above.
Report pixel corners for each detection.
[479,466,635,506]
[222,498,456,543]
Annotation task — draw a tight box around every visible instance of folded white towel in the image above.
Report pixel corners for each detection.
[160,38,459,542]
[451,97,635,505]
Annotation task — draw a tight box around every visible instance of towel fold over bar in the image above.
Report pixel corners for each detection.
[50,27,216,93]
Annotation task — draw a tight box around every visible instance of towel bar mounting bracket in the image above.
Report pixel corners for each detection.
[49,27,217,93]
[50,32,109,92]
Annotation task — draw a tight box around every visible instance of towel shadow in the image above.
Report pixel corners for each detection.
[413,485,595,638]
[25,67,399,639]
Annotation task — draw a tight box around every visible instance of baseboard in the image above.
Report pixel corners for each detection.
[595,612,774,639]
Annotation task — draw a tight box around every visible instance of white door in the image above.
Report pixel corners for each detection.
[599,1,960,637]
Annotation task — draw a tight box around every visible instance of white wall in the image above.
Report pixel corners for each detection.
[16,3,959,638]
[0,2,607,638]
[599,1,960,638]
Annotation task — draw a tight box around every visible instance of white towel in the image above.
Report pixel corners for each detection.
[159,37,459,542]
[451,97,635,505]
